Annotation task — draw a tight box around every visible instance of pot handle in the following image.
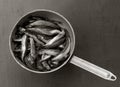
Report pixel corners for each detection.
[70,56,117,81]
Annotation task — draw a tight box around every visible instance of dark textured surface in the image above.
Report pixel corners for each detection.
[0,0,120,87]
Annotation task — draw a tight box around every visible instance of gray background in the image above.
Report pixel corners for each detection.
[0,0,120,87]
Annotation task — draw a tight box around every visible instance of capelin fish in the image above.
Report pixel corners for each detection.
[38,49,60,56]
[45,29,65,46]
[21,28,45,45]
[29,20,60,28]
[27,16,45,27]
[21,35,28,61]
[51,38,70,61]
[37,34,65,48]
[20,27,33,34]
[29,38,36,58]
[27,28,61,36]
[25,32,44,45]
[20,27,40,36]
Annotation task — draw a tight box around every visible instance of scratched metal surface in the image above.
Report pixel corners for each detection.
[0,0,120,87]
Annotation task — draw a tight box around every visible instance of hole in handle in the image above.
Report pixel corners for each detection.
[107,73,117,81]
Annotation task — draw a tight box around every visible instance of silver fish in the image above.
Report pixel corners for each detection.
[45,37,65,48]
[21,35,28,61]
[45,29,65,46]
[19,28,43,44]
[29,20,59,28]
[29,37,36,58]
[38,34,65,48]
[25,32,44,45]
[51,38,70,61]
[27,28,61,36]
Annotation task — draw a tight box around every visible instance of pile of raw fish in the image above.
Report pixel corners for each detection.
[12,16,71,71]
